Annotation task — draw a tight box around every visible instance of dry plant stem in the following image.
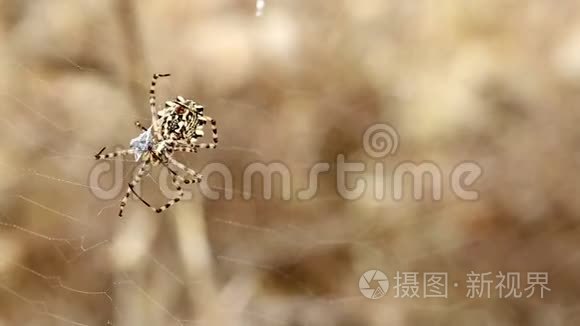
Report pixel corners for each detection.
[173,190,227,324]
[115,0,147,109]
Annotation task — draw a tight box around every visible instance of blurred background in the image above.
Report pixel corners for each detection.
[1,0,580,325]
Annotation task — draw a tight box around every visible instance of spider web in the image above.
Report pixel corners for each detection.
[0,2,385,325]
[2,1,577,326]
[0,72,363,325]
[0,140,371,326]
[2,68,555,325]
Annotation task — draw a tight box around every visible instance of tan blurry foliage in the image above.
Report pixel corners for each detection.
[1,0,580,325]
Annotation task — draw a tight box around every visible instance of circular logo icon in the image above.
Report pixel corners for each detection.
[359,269,389,299]
[362,123,399,159]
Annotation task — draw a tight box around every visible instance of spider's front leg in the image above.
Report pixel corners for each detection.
[149,73,171,142]
[94,147,134,160]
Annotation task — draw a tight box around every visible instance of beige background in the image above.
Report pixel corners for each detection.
[1,0,580,325]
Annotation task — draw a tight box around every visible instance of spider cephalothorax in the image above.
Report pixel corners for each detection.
[95,73,219,217]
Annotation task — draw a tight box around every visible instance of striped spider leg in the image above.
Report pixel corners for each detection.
[111,147,200,217]
[149,73,172,142]
[167,155,203,183]
[195,115,219,149]
[128,165,189,214]
[168,140,217,183]
[127,151,204,214]
[94,147,135,160]
[116,138,202,216]
[94,120,152,161]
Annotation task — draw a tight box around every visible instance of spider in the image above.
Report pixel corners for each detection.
[94,73,218,217]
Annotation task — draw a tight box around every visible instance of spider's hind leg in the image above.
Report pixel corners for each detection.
[153,174,186,213]
[150,73,171,142]
[192,115,218,150]
[168,156,203,184]
[118,159,151,217]
[130,173,187,214]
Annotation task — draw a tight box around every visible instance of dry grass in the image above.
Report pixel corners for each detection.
[1,0,580,325]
